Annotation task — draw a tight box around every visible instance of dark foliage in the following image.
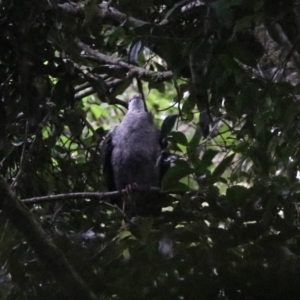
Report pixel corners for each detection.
[1,0,300,299]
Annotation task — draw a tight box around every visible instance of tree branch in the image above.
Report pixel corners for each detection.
[58,2,150,28]
[21,188,188,205]
[74,79,128,108]
[0,177,98,300]
[265,22,300,66]
[76,39,173,81]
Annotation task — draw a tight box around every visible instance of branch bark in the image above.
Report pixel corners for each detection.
[21,188,188,205]
[58,2,150,28]
[76,39,173,81]
[0,177,98,300]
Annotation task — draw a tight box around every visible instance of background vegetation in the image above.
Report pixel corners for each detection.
[1,0,300,299]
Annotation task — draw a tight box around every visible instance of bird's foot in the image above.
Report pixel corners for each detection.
[125,183,138,194]
[124,183,149,194]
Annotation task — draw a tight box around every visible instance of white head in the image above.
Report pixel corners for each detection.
[128,93,146,112]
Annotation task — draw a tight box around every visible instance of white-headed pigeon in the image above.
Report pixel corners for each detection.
[101,93,163,216]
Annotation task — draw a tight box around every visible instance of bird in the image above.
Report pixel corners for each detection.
[101,93,163,217]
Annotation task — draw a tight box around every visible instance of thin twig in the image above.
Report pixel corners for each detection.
[74,87,128,108]
[21,188,189,204]
[11,120,29,189]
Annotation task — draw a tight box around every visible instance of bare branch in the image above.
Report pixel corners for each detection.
[21,188,188,205]
[74,81,90,92]
[76,39,173,82]
[58,2,150,28]
[265,22,300,66]
[74,87,94,99]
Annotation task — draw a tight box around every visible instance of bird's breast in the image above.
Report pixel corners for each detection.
[111,112,160,188]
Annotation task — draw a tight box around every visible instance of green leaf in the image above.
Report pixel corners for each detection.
[234,16,254,32]
[161,160,193,191]
[65,109,84,137]
[105,27,125,46]
[51,80,75,109]
[84,0,99,23]
[210,0,234,28]
[195,149,219,171]
[148,81,165,93]
[226,185,250,207]
[110,79,132,97]
[211,153,235,183]
[283,199,296,226]
[170,182,191,192]
[170,131,188,146]
[188,126,202,150]
[187,126,202,165]
[160,114,178,139]
[228,41,257,67]
[117,231,133,240]
[182,96,195,121]
[137,217,153,242]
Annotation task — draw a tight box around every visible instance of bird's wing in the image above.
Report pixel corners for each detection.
[101,128,116,192]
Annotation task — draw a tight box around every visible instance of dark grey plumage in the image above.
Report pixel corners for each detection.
[102,93,162,216]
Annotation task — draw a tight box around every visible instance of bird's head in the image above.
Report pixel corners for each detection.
[128,93,145,112]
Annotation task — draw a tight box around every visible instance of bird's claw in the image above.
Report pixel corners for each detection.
[124,183,149,194]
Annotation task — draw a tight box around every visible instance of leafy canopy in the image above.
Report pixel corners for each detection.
[1,0,300,299]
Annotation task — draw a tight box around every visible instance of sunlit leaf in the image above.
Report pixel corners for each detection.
[211,153,235,183]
